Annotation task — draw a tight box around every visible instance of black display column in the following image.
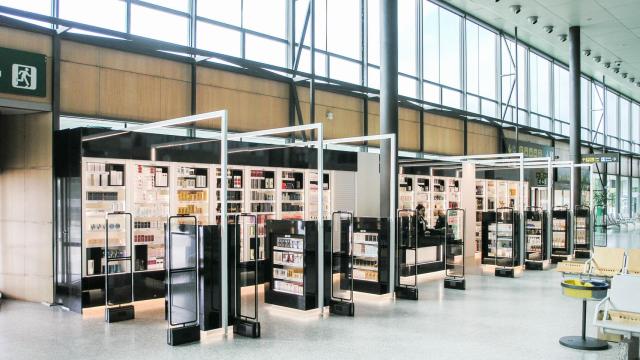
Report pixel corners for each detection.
[569,26,581,207]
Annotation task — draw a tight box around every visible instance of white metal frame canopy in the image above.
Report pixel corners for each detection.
[82,111,399,333]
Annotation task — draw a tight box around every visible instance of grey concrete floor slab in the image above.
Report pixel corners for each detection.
[2,228,638,360]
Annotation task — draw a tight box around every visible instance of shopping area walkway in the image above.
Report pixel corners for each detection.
[2,230,638,360]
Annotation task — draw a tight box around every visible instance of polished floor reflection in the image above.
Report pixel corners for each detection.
[3,228,639,360]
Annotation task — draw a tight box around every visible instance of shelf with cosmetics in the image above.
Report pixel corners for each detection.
[82,160,127,278]
[551,206,570,263]
[343,217,390,295]
[306,171,331,221]
[481,209,521,270]
[398,175,414,210]
[524,207,548,270]
[130,163,170,277]
[243,167,276,262]
[414,176,431,226]
[265,220,330,310]
[278,169,305,220]
[214,166,245,224]
[173,165,211,226]
[573,206,591,259]
[475,180,486,252]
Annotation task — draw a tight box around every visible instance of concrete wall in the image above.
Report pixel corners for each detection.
[0,112,53,303]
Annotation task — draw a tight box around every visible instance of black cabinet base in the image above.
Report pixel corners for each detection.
[167,324,200,346]
[330,300,354,316]
[234,319,260,338]
[495,267,514,278]
[105,305,134,323]
[525,261,544,270]
[444,277,465,290]
[395,286,419,300]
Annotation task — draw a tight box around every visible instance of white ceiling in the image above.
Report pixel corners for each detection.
[441,0,640,101]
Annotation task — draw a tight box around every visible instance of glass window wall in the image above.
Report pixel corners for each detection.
[4,0,640,159]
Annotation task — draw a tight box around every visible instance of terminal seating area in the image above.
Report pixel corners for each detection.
[607,214,639,228]
[593,274,640,359]
[556,247,639,279]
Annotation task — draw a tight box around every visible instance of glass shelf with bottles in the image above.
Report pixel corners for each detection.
[475,180,485,252]
[431,178,446,226]
[352,232,379,282]
[132,164,170,272]
[83,161,127,277]
[306,171,331,221]
[447,178,460,209]
[272,236,305,296]
[398,175,414,210]
[279,170,305,220]
[486,180,497,211]
[174,165,209,225]
[247,168,276,214]
[215,167,244,222]
[415,176,430,225]
[497,181,508,209]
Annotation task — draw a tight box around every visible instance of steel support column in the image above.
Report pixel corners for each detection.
[380,0,399,226]
[310,0,316,141]
[569,26,582,206]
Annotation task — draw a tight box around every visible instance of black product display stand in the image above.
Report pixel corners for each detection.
[495,208,517,278]
[396,210,418,300]
[198,225,236,332]
[166,215,200,346]
[481,208,520,278]
[330,211,355,317]
[265,220,330,311]
[104,211,135,323]
[343,217,390,295]
[524,207,547,271]
[551,207,570,264]
[444,209,465,290]
[233,214,261,338]
[573,206,591,259]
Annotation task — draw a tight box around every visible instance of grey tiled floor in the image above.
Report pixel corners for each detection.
[2,228,638,360]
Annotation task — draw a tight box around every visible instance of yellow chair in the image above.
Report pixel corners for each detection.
[588,247,626,278]
[626,249,640,275]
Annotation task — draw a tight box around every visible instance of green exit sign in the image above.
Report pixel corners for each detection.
[0,47,46,97]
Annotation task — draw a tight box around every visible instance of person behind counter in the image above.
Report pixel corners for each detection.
[416,204,428,237]
[434,210,446,230]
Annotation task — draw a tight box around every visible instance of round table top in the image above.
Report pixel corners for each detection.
[561,279,609,300]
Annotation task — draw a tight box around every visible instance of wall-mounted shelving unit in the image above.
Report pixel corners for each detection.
[131,163,169,275]
[278,169,305,220]
[173,165,210,225]
[83,161,126,279]
[246,168,276,261]
[306,171,331,221]
[215,166,244,224]
[415,176,430,226]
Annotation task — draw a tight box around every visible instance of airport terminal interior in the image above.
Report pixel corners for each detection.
[1,0,640,359]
